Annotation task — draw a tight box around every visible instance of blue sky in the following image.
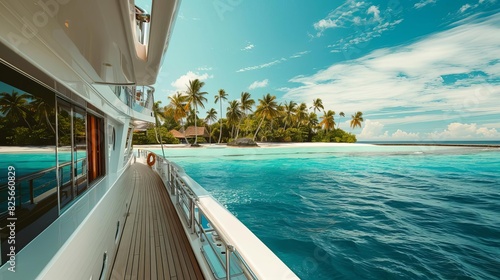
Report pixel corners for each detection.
[147,0,499,141]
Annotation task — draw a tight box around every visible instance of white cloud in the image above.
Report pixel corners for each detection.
[242,44,255,51]
[358,121,499,140]
[414,0,437,9]
[284,15,500,128]
[331,19,403,49]
[359,120,387,138]
[392,129,420,139]
[357,121,417,140]
[314,18,338,30]
[236,58,286,73]
[313,0,367,35]
[170,71,212,92]
[456,0,495,14]
[426,123,500,140]
[459,4,472,13]
[237,50,309,73]
[290,51,310,59]
[249,79,269,90]
[367,5,381,21]
[358,120,419,140]
[315,1,403,49]
[276,87,292,92]
[476,127,499,137]
[197,66,213,71]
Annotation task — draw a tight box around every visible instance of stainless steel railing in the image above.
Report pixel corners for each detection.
[0,158,86,213]
[112,86,154,115]
[135,5,151,45]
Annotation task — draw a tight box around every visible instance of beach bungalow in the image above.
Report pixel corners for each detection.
[170,126,209,143]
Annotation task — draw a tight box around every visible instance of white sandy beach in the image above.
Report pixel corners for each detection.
[135,142,374,150]
[0,142,373,153]
[0,146,57,153]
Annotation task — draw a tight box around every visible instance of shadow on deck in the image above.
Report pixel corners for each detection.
[110,163,204,280]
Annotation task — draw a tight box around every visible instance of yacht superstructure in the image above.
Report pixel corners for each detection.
[0,0,298,279]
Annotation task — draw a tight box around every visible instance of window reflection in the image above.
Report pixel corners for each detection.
[57,98,74,209]
[0,62,107,265]
[0,74,57,265]
[74,107,87,195]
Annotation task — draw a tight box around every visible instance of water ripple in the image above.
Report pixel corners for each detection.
[176,148,500,279]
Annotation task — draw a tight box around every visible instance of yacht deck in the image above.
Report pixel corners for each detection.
[110,163,204,280]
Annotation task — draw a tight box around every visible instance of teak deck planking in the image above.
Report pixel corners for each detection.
[110,163,204,280]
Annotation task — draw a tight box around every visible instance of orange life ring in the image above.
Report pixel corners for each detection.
[147,153,156,166]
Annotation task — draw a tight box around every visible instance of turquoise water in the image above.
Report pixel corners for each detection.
[152,145,500,280]
[0,152,79,206]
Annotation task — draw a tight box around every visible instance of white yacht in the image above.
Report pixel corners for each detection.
[0,0,298,279]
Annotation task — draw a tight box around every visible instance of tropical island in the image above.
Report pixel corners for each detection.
[0,78,363,147]
[133,79,364,145]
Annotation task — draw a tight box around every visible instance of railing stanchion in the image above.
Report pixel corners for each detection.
[198,208,202,237]
[190,199,196,233]
[30,179,34,204]
[226,245,233,280]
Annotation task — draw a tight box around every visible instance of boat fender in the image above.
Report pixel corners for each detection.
[147,153,156,167]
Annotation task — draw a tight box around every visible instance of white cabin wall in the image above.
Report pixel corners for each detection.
[107,118,129,174]
[37,161,135,280]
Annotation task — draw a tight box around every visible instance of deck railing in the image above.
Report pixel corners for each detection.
[112,85,154,116]
[137,149,298,280]
[135,5,151,45]
[0,158,86,214]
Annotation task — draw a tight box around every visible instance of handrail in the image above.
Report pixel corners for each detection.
[137,149,299,280]
[0,162,66,191]
[0,158,86,209]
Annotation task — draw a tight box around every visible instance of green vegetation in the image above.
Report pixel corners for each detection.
[0,82,362,146]
[185,79,208,145]
[0,90,56,146]
[132,126,180,145]
[135,79,364,144]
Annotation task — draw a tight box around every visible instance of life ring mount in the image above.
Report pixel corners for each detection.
[147,153,156,167]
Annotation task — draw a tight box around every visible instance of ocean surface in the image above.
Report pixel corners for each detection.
[151,145,500,280]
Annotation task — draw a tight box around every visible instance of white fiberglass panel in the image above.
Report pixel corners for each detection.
[198,197,300,280]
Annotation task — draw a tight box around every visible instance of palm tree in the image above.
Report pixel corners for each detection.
[306,112,319,141]
[320,110,336,131]
[294,103,309,128]
[166,92,189,143]
[152,101,166,126]
[311,98,324,114]
[307,112,319,129]
[226,100,242,138]
[253,93,279,141]
[152,101,166,143]
[282,100,297,130]
[214,89,228,143]
[0,90,32,128]
[236,92,255,139]
[185,79,208,145]
[205,108,217,143]
[350,111,364,129]
[166,92,188,124]
[31,96,55,133]
[338,112,345,129]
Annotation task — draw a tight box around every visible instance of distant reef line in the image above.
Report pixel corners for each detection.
[374,143,500,148]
